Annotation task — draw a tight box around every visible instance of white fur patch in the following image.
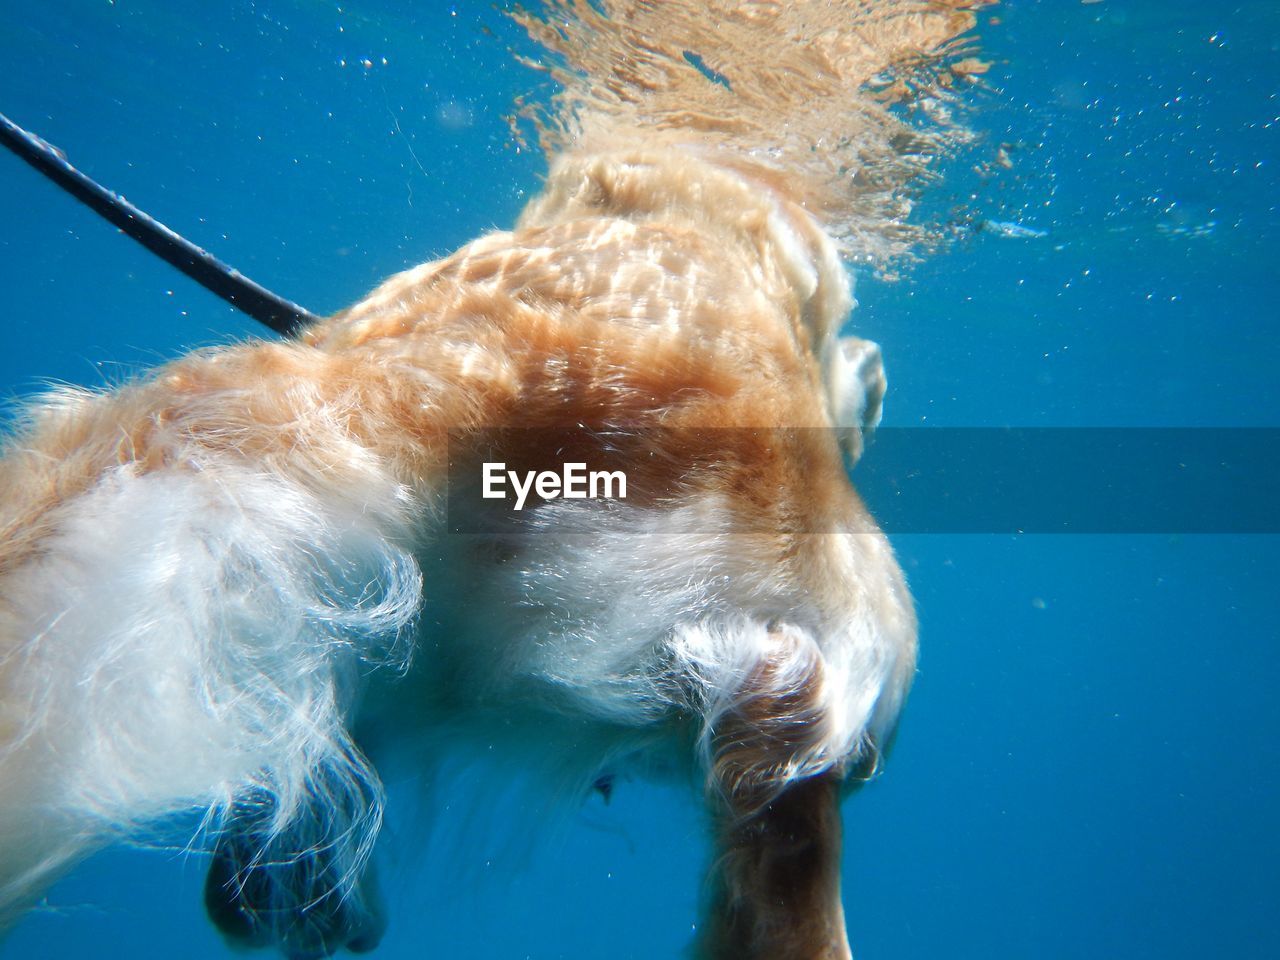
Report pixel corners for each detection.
[0,461,421,916]
[422,494,913,780]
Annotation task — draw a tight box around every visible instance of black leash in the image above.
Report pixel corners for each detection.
[0,111,320,337]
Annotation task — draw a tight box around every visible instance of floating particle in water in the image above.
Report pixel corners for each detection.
[979,219,1049,239]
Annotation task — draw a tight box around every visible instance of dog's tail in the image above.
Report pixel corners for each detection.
[513,0,993,267]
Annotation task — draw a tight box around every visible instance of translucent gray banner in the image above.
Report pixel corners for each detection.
[445,428,1280,534]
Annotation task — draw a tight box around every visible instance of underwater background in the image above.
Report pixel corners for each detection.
[1,1,1277,957]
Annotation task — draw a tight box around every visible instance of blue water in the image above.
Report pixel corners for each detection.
[1,1,1277,957]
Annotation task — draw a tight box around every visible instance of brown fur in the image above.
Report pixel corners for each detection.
[705,629,848,960]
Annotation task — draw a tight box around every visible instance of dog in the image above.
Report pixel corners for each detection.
[0,2,988,957]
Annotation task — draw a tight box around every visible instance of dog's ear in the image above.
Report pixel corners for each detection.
[828,336,886,464]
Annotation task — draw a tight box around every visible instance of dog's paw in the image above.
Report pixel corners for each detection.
[204,789,386,960]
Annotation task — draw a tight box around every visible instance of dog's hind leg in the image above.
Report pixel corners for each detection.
[204,760,387,960]
[696,626,853,960]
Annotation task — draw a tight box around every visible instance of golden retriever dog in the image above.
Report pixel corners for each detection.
[0,2,989,957]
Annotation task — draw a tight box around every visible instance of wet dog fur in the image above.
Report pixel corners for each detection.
[0,2,990,956]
